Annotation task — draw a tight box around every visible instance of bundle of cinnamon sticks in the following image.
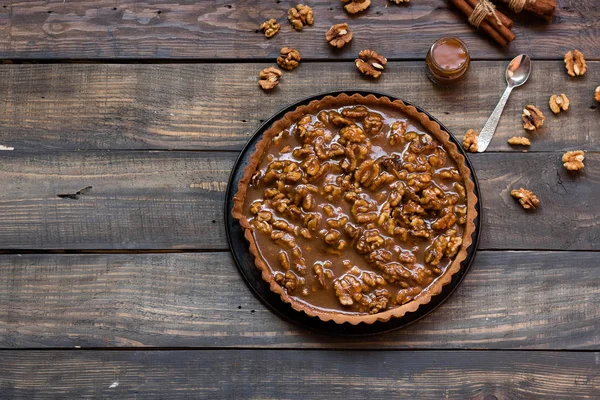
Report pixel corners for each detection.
[449,0,557,47]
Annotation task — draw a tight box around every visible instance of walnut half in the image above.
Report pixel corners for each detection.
[564,49,586,77]
[259,19,280,38]
[595,86,600,102]
[511,188,540,210]
[258,67,282,90]
[277,47,301,71]
[507,136,530,146]
[326,23,353,48]
[522,105,545,131]
[562,150,585,171]
[288,4,313,31]
[342,0,371,14]
[355,49,387,79]
[549,94,569,114]
[462,129,478,152]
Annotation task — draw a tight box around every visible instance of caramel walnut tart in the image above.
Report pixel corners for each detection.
[232,94,477,324]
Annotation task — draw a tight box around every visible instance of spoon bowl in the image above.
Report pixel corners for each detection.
[506,54,531,88]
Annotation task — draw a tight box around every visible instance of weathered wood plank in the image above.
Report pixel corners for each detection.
[1,350,598,398]
[0,61,597,152]
[0,0,598,60]
[0,251,598,349]
[0,151,597,250]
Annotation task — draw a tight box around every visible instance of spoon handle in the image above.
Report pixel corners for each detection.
[477,85,513,152]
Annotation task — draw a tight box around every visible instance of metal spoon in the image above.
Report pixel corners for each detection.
[477,54,531,152]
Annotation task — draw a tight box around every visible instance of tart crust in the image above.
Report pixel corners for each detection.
[232,93,478,325]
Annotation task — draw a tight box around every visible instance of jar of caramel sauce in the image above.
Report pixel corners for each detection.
[425,37,470,86]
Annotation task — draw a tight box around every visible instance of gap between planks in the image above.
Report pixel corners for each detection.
[0,347,598,352]
[1,57,600,64]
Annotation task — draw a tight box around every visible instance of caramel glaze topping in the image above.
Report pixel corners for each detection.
[245,105,467,315]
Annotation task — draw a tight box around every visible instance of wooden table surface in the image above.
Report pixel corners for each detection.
[0,1,599,399]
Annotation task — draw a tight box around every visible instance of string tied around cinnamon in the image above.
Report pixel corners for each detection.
[468,0,503,28]
[507,0,534,13]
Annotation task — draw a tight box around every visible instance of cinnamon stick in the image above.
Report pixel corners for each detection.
[500,0,557,21]
[449,0,509,47]
[465,0,513,29]
[465,0,515,42]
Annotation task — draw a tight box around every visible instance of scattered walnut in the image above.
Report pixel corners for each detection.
[258,67,282,90]
[389,0,409,3]
[564,49,587,77]
[562,150,585,171]
[507,136,531,146]
[288,4,313,31]
[462,129,478,152]
[595,86,600,102]
[522,105,545,131]
[511,188,540,210]
[549,94,570,114]
[355,49,387,79]
[259,19,280,38]
[342,0,371,14]
[325,23,353,48]
[277,47,301,71]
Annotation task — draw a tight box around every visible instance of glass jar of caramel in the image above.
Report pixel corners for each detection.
[425,37,470,86]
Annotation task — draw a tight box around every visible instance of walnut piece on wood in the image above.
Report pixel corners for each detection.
[258,67,282,90]
[390,0,410,3]
[342,0,371,14]
[462,129,478,152]
[595,86,600,102]
[288,4,313,31]
[259,19,280,38]
[564,49,587,77]
[355,49,387,79]
[507,136,531,146]
[549,94,570,114]
[277,47,301,71]
[325,23,353,48]
[511,188,540,210]
[522,105,545,131]
[562,150,585,171]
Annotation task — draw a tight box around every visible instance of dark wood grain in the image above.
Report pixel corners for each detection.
[0,62,597,152]
[0,251,598,349]
[0,150,597,250]
[1,349,598,399]
[0,1,597,60]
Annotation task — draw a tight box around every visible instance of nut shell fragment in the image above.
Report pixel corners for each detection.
[595,86,600,102]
